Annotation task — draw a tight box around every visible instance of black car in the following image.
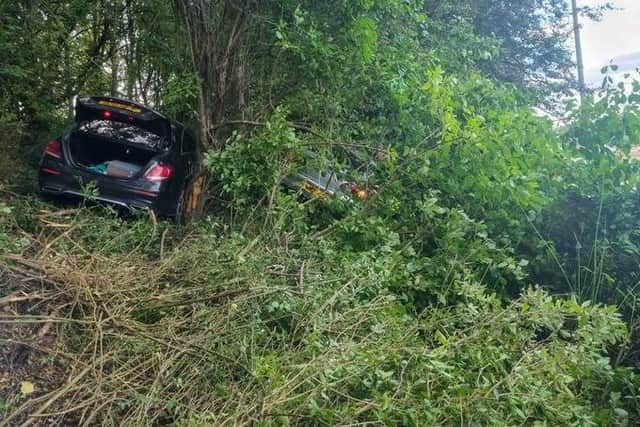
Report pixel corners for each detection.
[39,96,198,217]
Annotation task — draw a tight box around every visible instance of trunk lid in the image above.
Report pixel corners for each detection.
[75,96,171,147]
[70,97,172,180]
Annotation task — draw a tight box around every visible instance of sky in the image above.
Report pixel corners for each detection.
[581,0,640,86]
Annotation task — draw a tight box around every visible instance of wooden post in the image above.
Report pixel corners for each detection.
[571,0,586,101]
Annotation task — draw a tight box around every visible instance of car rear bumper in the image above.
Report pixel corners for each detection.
[38,162,175,216]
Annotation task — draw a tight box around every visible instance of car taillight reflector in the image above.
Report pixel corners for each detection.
[44,139,62,159]
[40,167,61,175]
[144,164,174,181]
[132,189,159,197]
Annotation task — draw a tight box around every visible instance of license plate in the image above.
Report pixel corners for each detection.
[300,181,329,200]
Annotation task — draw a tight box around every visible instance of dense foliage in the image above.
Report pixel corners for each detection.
[424,0,612,97]
[1,0,640,425]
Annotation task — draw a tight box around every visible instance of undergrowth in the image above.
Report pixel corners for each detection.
[0,194,635,425]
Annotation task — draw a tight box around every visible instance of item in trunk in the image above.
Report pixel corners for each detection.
[105,160,142,178]
[69,131,160,170]
[87,163,108,175]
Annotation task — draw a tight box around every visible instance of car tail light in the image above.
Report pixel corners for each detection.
[44,139,62,159]
[144,163,174,181]
[351,183,368,200]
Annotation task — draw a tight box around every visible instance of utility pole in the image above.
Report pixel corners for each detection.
[571,0,586,100]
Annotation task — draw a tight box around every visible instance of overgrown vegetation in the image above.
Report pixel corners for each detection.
[1,0,640,425]
[0,198,635,425]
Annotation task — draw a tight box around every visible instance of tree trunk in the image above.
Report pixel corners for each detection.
[175,0,255,218]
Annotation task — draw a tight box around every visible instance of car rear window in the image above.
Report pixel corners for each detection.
[77,120,167,151]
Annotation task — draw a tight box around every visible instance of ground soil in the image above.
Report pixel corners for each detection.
[0,270,68,426]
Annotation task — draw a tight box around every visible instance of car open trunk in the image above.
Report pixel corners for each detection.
[69,133,159,178]
[68,119,167,179]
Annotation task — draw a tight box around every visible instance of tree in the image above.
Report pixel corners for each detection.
[174,0,256,145]
[172,0,262,217]
[424,0,611,100]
